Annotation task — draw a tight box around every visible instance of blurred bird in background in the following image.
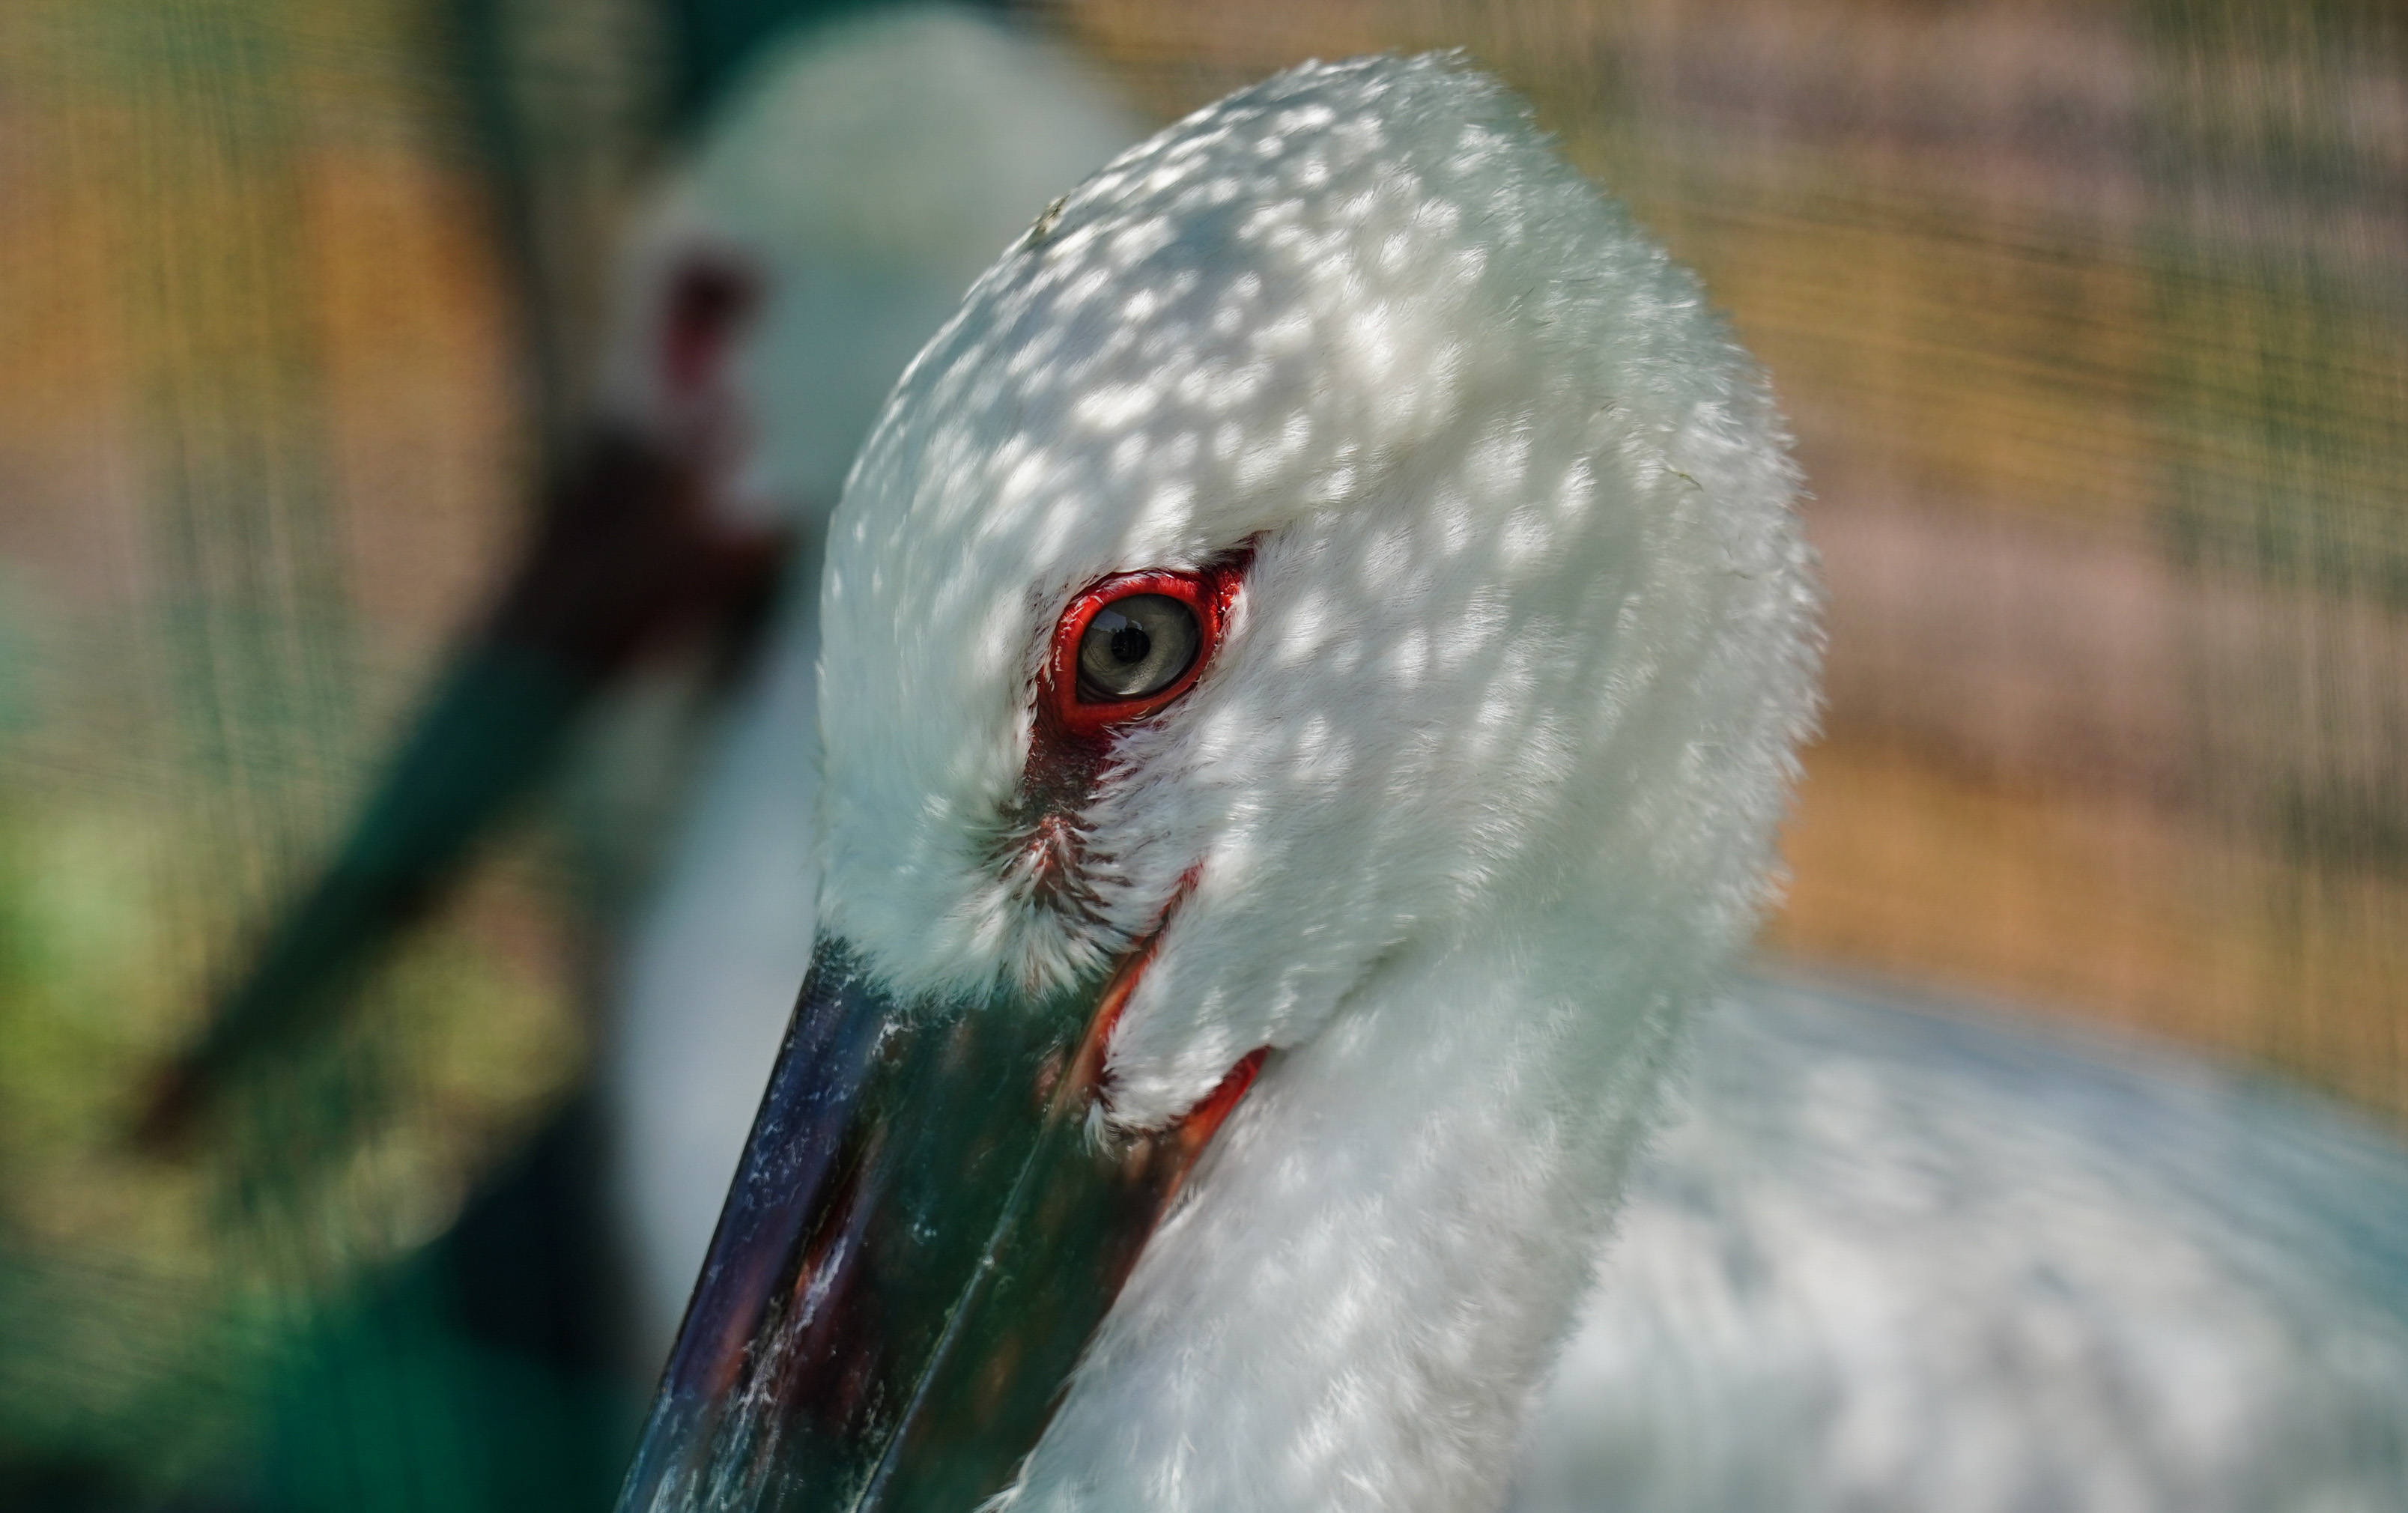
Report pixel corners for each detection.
[2,1,2405,1512]
[130,2,1141,1509]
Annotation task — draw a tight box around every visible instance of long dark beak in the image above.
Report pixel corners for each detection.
[137,427,789,1148]
[618,933,1264,1513]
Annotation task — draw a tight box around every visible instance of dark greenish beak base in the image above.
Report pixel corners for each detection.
[617,936,1261,1513]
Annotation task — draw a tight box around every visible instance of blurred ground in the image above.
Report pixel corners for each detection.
[1,0,2404,1501]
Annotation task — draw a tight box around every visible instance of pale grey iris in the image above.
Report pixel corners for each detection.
[1077,594,1198,700]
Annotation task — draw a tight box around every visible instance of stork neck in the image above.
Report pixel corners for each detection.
[1015,912,1687,1513]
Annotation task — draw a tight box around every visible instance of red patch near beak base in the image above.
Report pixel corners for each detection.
[1060,880,1270,1168]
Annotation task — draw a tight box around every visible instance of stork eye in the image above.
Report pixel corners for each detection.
[1044,560,1246,737]
[1077,594,1198,701]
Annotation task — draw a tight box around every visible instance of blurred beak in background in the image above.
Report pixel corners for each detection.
[136,259,789,1150]
[616,934,1262,1513]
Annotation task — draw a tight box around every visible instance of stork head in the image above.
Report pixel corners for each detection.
[622,53,1817,1513]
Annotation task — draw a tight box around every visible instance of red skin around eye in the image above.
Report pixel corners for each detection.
[1043,557,1249,738]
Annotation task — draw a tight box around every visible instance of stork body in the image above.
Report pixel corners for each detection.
[1520,973,2408,1513]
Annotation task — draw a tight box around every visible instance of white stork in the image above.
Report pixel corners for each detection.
[620,49,1819,1513]
[615,46,2408,1513]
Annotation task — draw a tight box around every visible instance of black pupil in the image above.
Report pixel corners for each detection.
[1109,624,1151,664]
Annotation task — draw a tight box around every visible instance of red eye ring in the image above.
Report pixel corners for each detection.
[1045,568,1236,737]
